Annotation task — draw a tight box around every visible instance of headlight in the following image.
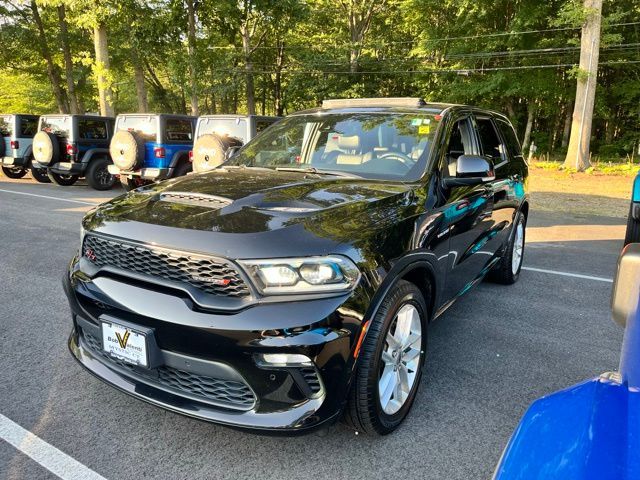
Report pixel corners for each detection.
[239,255,360,295]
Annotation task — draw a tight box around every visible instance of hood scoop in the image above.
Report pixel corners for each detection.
[158,191,233,209]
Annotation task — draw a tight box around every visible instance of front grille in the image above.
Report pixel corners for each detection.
[83,330,256,410]
[83,234,250,297]
[300,367,322,394]
[159,192,232,209]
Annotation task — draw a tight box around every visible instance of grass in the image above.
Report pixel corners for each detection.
[532,159,640,176]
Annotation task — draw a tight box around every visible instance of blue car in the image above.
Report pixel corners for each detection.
[625,174,640,245]
[108,114,196,190]
[494,244,640,480]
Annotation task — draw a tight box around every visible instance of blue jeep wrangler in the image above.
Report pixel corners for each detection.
[108,114,196,191]
[32,114,116,190]
[625,174,640,245]
[0,114,49,183]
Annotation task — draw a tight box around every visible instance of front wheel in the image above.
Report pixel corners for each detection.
[86,158,115,190]
[624,202,640,246]
[488,212,526,284]
[48,171,79,186]
[2,166,28,179]
[344,280,428,435]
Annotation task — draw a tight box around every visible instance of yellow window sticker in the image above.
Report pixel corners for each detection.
[418,125,431,135]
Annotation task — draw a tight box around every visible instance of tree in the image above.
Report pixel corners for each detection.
[185,0,199,116]
[564,0,602,170]
[56,4,80,113]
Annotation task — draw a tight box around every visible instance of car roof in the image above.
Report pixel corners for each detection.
[40,114,114,120]
[116,113,197,119]
[291,98,506,120]
[198,114,280,120]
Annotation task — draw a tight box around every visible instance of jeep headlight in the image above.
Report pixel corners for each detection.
[239,256,360,295]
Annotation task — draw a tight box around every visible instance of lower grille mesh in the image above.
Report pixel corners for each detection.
[82,330,255,410]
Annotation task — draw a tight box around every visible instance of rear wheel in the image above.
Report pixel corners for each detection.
[30,165,51,183]
[625,202,640,246]
[344,280,428,435]
[488,212,526,284]
[173,161,192,178]
[1,166,28,179]
[48,171,79,186]
[86,158,115,190]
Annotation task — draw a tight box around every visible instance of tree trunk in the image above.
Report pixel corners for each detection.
[31,1,67,113]
[242,27,256,115]
[564,0,602,170]
[561,101,573,148]
[93,23,115,117]
[131,49,148,113]
[521,105,535,154]
[274,40,285,116]
[185,0,199,116]
[57,5,79,114]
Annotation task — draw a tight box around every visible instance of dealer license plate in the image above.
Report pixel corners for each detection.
[101,320,148,367]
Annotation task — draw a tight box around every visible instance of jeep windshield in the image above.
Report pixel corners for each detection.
[116,115,157,142]
[40,116,71,138]
[225,113,438,181]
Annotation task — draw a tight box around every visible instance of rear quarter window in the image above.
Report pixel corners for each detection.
[78,119,109,140]
[19,117,38,137]
[0,116,12,137]
[165,118,193,142]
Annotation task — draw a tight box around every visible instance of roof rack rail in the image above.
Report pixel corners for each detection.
[321,98,426,109]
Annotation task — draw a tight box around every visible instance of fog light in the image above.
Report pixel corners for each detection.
[256,353,313,367]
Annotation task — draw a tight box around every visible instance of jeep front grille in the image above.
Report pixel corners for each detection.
[83,234,250,297]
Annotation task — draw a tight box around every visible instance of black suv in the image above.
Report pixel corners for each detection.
[32,114,116,190]
[65,98,529,435]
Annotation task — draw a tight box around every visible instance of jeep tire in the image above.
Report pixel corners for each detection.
[30,164,51,183]
[2,166,28,179]
[48,171,79,186]
[32,131,60,166]
[110,130,144,171]
[86,157,116,190]
[192,134,226,173]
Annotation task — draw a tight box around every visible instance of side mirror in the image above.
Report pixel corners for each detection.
[443,155,495,187]
[611,243,640,327]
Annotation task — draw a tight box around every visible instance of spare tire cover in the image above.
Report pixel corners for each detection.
[192,134,227,173]
[110,130,143,170]
[32,131,59,165]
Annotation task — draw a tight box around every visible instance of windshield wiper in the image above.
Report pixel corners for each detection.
[275,167,360,178]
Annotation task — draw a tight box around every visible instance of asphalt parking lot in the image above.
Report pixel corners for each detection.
[0,176,625,480]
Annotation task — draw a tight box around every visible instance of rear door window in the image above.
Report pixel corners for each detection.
[0,116,12,137]
[165,118,193,142]
[116,116,157,142]
[40,116,71,138]
[19,117,38,137]
[495,118,522,159]
[475,117,506,163]
[78,119,108,140]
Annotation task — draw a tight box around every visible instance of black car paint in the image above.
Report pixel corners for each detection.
[65,104,529,432]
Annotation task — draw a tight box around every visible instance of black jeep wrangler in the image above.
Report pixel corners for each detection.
[32,114,116,190]
[190,115,279,173]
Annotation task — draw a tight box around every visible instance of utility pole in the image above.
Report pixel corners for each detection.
[563,0,602,171]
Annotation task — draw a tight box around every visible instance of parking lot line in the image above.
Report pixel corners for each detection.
[0,413,106,480]
[0,188,96,205]
[522,266,613,283]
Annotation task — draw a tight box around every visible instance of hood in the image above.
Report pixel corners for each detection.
[83,169,418,258]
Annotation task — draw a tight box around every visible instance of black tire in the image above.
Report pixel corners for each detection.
[344,280,428,435]
[173,160,192,178]
[30,164,51,183]
[624,202,640,246]
[2,166,28,179]
[488,212,526,285]
[0,137,5,157]
[48,171,79,186]
[86,157,115,190]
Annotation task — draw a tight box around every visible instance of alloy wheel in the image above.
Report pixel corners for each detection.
[378,303,422,415]
[511,221,524,275]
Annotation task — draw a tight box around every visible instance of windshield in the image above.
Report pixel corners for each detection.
[116,115,157,142]
[197,117,248,144]
[0,116,12,137]
[225,113,438,181]
[40,116,71,138]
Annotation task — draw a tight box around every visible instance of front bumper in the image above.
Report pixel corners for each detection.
[1,156,28,168]
[108,165,172,180]
[63,259,365,432]
[50,161,85,176]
